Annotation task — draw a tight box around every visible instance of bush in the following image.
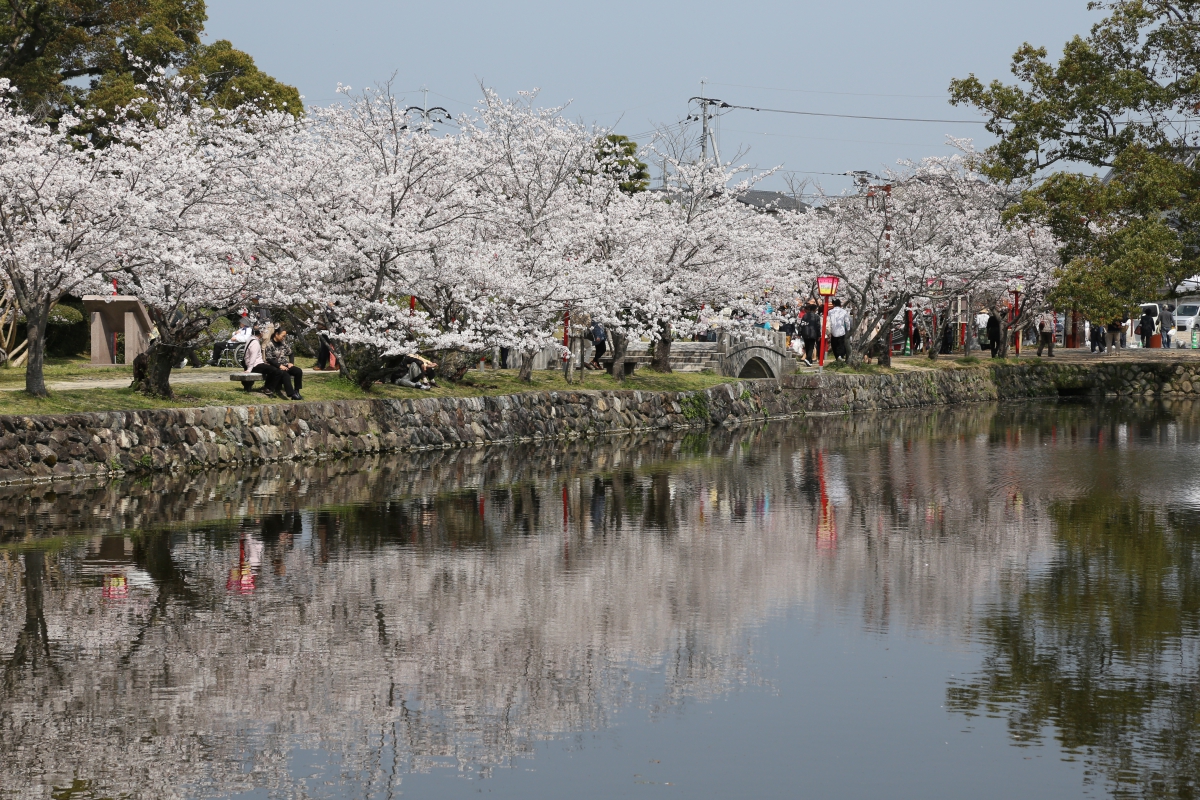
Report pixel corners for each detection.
[45,302,88,357]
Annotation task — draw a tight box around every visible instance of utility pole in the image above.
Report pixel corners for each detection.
[699,78,709,164]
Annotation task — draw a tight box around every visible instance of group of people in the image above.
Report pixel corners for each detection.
[244,324,306,400]
[780,299,852,366]
[1087,305,1178,354]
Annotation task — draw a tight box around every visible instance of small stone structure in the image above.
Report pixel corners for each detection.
[82,295,153,366]
[719,330,795,379]
[2,359,1200,486]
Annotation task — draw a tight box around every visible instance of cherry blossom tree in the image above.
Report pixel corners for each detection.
[254,82,490,389]
[780,142,1057,365]
[100,80,305,397]
[0,81,135,397]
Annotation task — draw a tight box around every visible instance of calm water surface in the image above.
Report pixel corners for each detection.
[3,401,1200,799]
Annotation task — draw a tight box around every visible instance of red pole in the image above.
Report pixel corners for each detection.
[1014,291,1021,356]
[819,296,830,366]
[409,295,416,315]
[111,278,119,363]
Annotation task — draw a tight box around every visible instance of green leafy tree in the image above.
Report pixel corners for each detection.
[949,0,1200,316]
[0,0,300,120]
[595,133,649,194]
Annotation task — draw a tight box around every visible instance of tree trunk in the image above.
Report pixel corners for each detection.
[996,318,1011,358]
[518,348,535,383]
[651,320,673,373]
[22,305,48,397]
[563,338,576,384]
[965,304,978,357]
[141,341,177,398]
[611,332,629,383]
[926,322,943,362]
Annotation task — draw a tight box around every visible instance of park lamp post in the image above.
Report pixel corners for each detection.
[817,275,840,367]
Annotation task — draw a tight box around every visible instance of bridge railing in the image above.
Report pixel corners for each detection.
[721,328,789,353]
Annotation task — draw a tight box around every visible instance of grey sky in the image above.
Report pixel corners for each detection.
[204,0,1096,193]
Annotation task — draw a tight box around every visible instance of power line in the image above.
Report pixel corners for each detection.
[707,81,950,100]
[723,102,986,125]
[721,127,960,148]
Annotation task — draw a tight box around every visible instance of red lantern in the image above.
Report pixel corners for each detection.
[816,275,840,297]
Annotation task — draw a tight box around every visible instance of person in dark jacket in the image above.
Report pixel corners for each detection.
[1138,308,1156,349]
[588,321,607,369]
[800,303,821,365]
[939,320,954,354]
[1090,320,1107,353]
[986,312,1002,358]
[1107,319,1123,353]
[263,326,303,400]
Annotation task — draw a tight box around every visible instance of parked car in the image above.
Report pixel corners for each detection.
[1173,297,1200,348]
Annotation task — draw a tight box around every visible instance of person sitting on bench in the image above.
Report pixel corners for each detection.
[244,326,280,396]
[264,326,304,400]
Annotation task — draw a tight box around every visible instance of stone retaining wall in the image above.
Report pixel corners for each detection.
[0,359,1192,486]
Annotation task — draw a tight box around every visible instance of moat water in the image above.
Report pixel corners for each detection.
[3,400,1199,799]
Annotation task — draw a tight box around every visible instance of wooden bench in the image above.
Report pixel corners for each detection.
[229,371,265,392]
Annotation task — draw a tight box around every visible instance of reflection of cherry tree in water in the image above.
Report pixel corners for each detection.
[947,492,1200,798]
[1,551,56,695]
[6,401,1176,798]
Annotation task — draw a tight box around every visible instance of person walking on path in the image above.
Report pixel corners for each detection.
[1036,310,1056,357]
[1163,305,1176,348]
[800,303,821,365]
[588,320,607,369]
[827,299,851,362]
[986,312,1002,358]
[1138,307,1156,349]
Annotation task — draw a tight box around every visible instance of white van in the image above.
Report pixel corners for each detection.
[1174,297,1200,347]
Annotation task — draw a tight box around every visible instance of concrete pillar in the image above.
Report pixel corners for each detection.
[124,311,149,364]
[90,311,113,365]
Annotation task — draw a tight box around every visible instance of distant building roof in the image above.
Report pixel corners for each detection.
[735,190,809,212]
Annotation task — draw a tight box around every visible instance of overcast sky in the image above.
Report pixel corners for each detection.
[204,0,1097,194]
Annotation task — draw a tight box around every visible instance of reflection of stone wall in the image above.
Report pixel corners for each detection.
[1,361,1189,489]
[0,403,1104,799]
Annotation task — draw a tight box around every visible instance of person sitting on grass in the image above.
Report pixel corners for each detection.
[392,354,438,389]
[263,326,304,400]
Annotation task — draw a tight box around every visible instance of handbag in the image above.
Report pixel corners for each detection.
[1135,324,1143,335]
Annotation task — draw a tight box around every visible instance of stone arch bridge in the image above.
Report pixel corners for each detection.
[719,330,796,380]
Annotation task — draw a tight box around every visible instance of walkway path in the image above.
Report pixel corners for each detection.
[0,367,332,392]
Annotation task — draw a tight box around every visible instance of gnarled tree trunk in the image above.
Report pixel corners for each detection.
[518,347,536,383]
[140,341,178,398]
[651,320,672,373]
[611,332,629,383]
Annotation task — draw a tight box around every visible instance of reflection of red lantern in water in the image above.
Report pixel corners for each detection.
[226,537,256,594]
[102,573,128,600]
[815,450,837,550]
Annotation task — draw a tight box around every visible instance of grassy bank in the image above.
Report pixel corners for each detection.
[0,359,732,416]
